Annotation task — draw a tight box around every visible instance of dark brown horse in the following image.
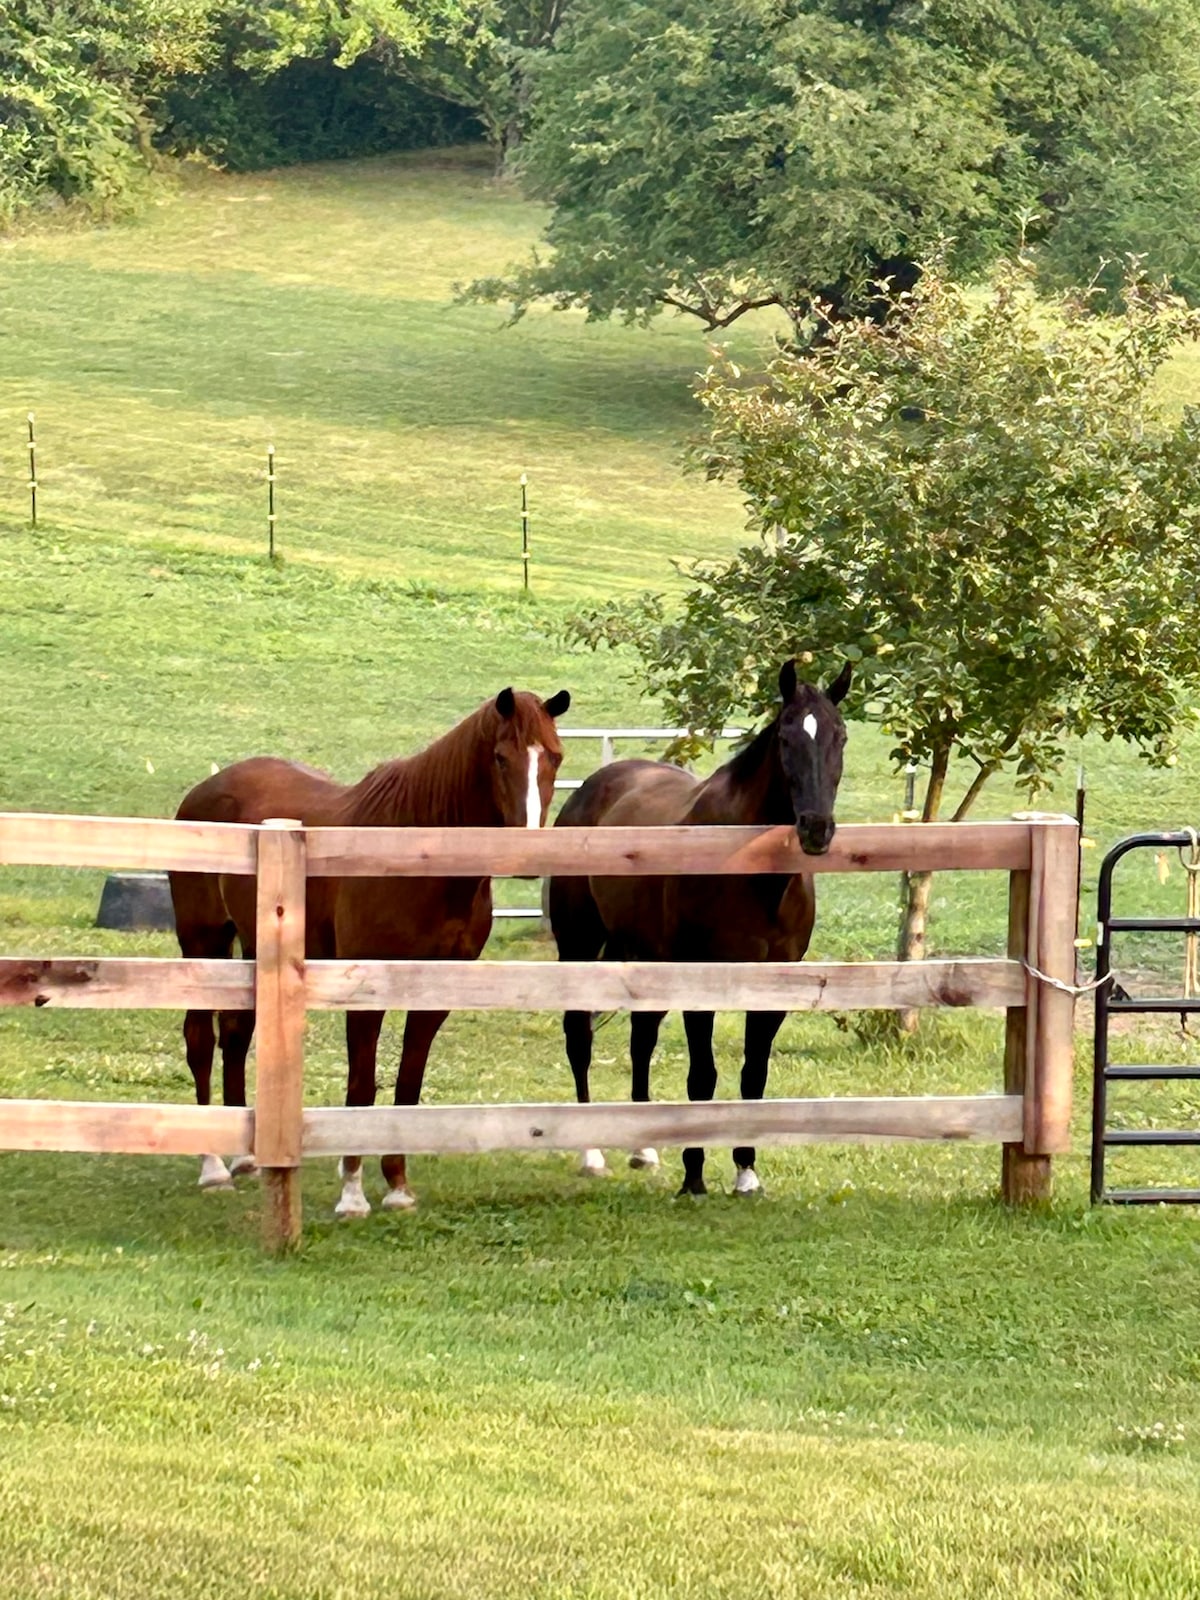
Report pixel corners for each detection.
[548,660,849,1196]
[170,686,570,1214]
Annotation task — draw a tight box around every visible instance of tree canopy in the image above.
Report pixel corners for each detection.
[0,0,560,219]
[468,0,1200,333]
[570,261,1200,956]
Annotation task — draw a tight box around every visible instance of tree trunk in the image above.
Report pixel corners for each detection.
[895,741,950,1033]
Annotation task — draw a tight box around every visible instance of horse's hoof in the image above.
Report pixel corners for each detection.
[198,1155,234,1191]
[628,1148,660,1170]
[580,1148,609,1177]
[734,1167,762,1196]
[676,1178,708,1198]
[381,1186,417,1212]
[229,1155,259,1179]
[334,1194,372,1219]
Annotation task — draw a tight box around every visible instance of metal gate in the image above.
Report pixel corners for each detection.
[1091,831,1200,1204]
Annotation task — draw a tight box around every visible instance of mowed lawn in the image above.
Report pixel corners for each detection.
[2,148,1200,1597]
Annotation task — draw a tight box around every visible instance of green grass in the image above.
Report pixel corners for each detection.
[0,147,754,600]
[3,146,1200,1596]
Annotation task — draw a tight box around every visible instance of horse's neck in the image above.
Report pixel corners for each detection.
[687,721,792,826]
[342,719,493,827]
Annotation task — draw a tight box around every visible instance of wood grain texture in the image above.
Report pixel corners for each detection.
[303,821,1033,878]
[302,1095,1023,1156]
[1002,868,1051,1203]
[0,811,257,873]
[303,957,1023,1012]
[252,822,307,1172]
[0,1099,253,1155]
[1024,820,1079,1155]
[0,958,254,1010]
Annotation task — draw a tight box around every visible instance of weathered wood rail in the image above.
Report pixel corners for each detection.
[0,811,1079,1250]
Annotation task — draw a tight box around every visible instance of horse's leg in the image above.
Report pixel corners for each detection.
[218,1009,258,1178]
[628,1010,665,1170]
[183,1009,234,1191]
[335,1010,383,1219]
[679,1011,717,1197]
[380,1009,449,1211]
[552,870,609,1175]
[732,1010,786,1195]
[564,1009,608,1175]
[174,884,237,1191]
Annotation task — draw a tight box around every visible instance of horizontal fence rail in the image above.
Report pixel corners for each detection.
[302,820,1032,876]
[0,808,1080,1248]
[0,957,1024,1013]
[0,1095,1023,1157]
[0,1099,254,1156]
[0,958,256,1010]
[0,814,1032,877]
[302,1096,1024,1156]
[0,812,259,874]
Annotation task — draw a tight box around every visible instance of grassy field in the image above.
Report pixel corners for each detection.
[2,147,1200,1597]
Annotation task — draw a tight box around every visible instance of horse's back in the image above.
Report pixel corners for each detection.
[551,760,700,960]
[174,756,342,827]
[556,759,698,829]
[171,757,345,954]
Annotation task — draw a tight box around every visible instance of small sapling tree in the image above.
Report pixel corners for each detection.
[571,261,1200,977]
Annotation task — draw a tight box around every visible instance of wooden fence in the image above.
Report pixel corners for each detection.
[0,811,1079,1250]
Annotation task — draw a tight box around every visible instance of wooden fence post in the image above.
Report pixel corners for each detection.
[1004,816,1078,1203]
[1026,818,1079,1156]
[253,818,307,1251]
[1002,863,1047,1203]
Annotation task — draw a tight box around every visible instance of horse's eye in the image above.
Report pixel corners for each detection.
[496,753,510,769]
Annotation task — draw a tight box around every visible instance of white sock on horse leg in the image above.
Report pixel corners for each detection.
[198,1154,234,1190]
[580,1148,608,1175]
[334,1158,371,1218]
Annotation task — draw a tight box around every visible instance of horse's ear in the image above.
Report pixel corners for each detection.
[543,689,571,719]
[495,687,516,719]
[778,659,798,703]
[826,662,853,705]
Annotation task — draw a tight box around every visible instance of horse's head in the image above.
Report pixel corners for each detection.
[776,658,851,856]
[488,686,571,827]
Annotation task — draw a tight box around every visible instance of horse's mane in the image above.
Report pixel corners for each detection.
[722,715,780,784]
[342,704,494,827]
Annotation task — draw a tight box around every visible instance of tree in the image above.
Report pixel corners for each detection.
[467,0,1200,335]
[0,1,566,220]
[569,262,1200,974]
[224,0,569,158]
[0,0,215,220]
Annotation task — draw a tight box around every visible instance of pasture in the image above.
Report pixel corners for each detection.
[2,147,1200,1597]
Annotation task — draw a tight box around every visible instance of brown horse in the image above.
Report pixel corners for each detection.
[548,660,849,1196]
[169,686,570,1215]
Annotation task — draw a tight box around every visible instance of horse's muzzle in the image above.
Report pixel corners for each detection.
[796,815,835,856]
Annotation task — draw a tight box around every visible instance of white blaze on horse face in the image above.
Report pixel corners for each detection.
[525,744,544,829]
[802,713,818,740]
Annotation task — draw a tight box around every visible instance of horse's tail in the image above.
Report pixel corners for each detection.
[169,770,243,960]
[168,870,235,960]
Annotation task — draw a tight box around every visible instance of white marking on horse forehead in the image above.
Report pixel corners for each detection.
[525,744,543,830]
[802,713,819,739]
